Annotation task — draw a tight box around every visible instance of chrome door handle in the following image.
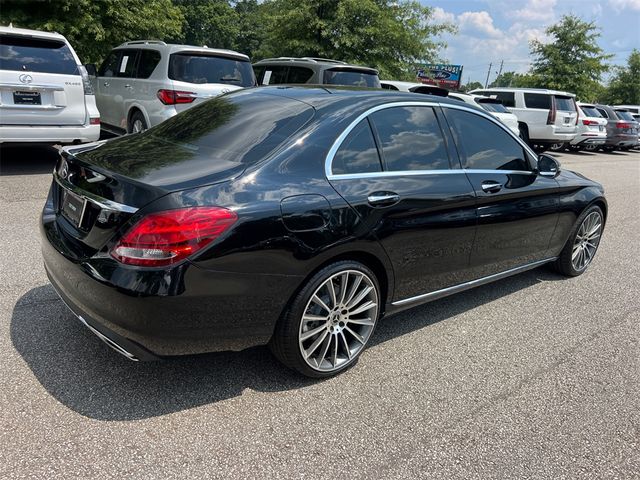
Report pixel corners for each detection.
[481,181,502,193]
[103,81,110,87]
[367,192,400,207]
[124,84,133,89]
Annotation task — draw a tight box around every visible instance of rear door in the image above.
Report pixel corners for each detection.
[0,33,85,126]
[94,50,121,127]
[111,49,140,129]
[328,104,478,301]
[442,106,559,277]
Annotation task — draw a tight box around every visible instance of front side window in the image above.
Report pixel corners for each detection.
[98,51,121,77]
[445,108,529,171]
[169,54,255,87]
[0,34,77,74]
[369,106,450,171]
[323,68,380,88]
[332,119,382,175]
[524,93,552,109]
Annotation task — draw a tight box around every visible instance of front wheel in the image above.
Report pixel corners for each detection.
[270,261,381,378]
[554,205,604,276]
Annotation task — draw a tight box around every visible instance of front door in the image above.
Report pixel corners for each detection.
[328,104,478,302]
[442,106,559,277]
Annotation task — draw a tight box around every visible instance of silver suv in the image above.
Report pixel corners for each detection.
[88,41,255,134]
[253,57,380,88]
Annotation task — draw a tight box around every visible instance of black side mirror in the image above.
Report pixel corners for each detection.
[84,64,97,77]
[537,154,561,177]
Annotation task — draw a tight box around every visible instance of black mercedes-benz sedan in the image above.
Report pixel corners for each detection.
[41,86,607,377]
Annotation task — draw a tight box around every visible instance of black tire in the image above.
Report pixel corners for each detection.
[553,204,604,277]
[128,110,147,134]
[269,260,381,378]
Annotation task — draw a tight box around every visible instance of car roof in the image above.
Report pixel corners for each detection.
[0,25,67,41]
[114,41,249,60]
[380,80,422,89]
[253,57,378,74]
[471,87,576,97]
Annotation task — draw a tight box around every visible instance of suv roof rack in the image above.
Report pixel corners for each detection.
[256,56,347,65]
[300,57,347,64]
[121,40,167,46]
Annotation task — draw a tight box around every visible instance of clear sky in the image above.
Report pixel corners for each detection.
[420,0,640,85]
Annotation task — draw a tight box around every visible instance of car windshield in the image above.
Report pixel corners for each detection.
[323,68,380,87]
[168,53,255,87]
[477,100,509,113]
[0,34,77,74]
[580,106,602,117]
[615,110,635,121]
[555,96,576,111]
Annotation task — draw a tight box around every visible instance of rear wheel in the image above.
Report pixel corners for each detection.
[554,205,604,276]
[270,261,381,378]
[128,110,147,134]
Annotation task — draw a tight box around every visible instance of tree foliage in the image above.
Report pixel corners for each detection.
[489,71,538,88]
[602,49,640,105]
[255,0,454,80]
[0,0,183,64]
[529,15,612,102]
[172,0,239,50]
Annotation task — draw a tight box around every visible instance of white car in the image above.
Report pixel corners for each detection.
[570,103,607,151]
[470,87,578,152]
[381,81,520,136]
[89,41,254,134]
[446,92,520,137]
[0,26,100,144]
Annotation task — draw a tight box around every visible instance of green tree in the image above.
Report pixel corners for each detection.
[603,49,640,104]
[256,0,454,80]
[529,14,612,101]
[0,0,183,64]
[172,0,239,50]
[232,0,266,59]
[460,81,483,92]
[490,71,540,88]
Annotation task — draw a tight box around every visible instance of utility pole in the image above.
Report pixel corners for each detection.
[484,62,492,88]
[495,60,504,85]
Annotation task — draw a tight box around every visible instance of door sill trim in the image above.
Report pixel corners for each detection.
[392,257,557,307]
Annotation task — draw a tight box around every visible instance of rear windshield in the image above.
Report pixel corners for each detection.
[580,106,602,118]
[477,99,509,113]
[323,68,380,87]
[168,53,255,87]
[615,110,635,121]
[0,34,77,74]
[555,96,576,111]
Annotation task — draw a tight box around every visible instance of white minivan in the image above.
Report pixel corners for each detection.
[0,26,100,144]
[470,87,578,151]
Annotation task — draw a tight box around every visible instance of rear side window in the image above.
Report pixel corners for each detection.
[0,35,77,74]
[477,100,509,113]
[323,68,380,87]
[332,119,382,175]
[287,66,314,83]
[99,51,120,77]
[445,108,529,171]
[116,50,139,78]
[524,93,551,109]
[137,50,161,79]
[370,106,450,171]
[169,53,255,87]
[555,96,576,111]
[480,91,515,108]
[580,106,602,117]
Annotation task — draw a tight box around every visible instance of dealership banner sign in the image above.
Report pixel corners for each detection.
[417,64,463,89]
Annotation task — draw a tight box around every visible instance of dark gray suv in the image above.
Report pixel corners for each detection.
[594,104,639,151]
[253,57,380,88]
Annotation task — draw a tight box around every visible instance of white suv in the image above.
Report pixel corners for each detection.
[0,26,100,144]
[470,87,578,151]
[89,41,254,134]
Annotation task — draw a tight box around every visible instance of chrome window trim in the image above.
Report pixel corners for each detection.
[325,101,539,180]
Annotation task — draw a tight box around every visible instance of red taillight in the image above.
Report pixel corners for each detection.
[616,121,631,129]
[111,207,238,267]
[157,89,196,105]
[582,119,598,125]
[573,99,579,125]
[90,117,100,125]
[547,97,557,125]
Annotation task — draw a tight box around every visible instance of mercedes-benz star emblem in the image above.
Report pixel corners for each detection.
[18,74,33,84]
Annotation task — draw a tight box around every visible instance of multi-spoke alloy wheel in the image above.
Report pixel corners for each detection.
[270,261,381,377]
[298,270,379,372]
[571,211,602,272]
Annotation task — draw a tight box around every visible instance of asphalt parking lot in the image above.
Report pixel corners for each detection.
[1,145,638,479]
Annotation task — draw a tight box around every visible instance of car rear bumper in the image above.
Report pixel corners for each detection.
[604,134,638,147]
[0,123,100,144]
[40,210,302,357]
[570,132,607,146]
[531,125,577,142]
